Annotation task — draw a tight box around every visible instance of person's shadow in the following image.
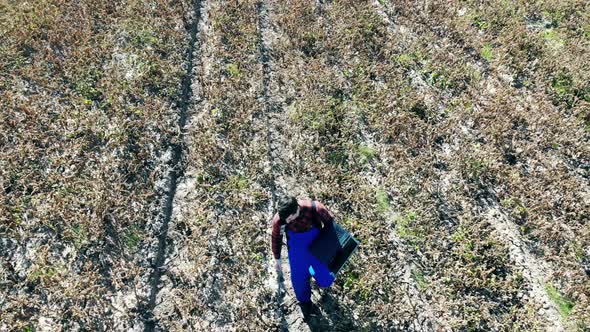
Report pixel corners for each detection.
[276,267,358,331]
[276,272,290,331]
[304,287,359,331]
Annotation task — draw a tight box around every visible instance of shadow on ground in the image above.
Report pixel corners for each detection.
[305,291,358,331]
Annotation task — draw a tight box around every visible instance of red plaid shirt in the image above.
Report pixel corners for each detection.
[271,200,335,259]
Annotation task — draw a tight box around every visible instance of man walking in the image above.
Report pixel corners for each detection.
[271,195,336,319]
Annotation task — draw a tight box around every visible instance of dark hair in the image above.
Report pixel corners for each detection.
[277,195,298,222]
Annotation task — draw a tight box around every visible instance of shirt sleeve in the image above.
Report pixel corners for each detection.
[315,201,335,228]
[271,213,283,259]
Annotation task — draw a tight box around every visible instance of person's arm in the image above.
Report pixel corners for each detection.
[271,214,283,270]
[315,201,335,229]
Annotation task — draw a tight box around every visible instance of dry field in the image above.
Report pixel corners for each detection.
[1,0,589,331]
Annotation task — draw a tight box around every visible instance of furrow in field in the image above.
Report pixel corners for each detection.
[137,0,205,330]
[479,189,565,330]
[373,0,517,328]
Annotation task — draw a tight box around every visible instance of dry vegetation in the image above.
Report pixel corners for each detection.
[0,0,191,329]
[1,0,588,331]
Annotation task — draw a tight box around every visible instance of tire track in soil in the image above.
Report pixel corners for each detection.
[149,0,251,327]
[138,0,204,330]
[352,93,444,331]
[374,1,567,330]
[313,1,443,330]
[255,2,301,330]
[260,1,367,329]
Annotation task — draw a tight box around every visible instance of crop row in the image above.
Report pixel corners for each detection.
[389,1,589,327]
[287,1,546,330]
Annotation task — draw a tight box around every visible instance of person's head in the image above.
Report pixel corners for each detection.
[277,195,299,223]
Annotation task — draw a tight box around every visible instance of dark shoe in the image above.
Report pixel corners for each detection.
[298,301,312,320]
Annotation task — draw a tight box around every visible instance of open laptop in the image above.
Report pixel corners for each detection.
[309,222,359,276]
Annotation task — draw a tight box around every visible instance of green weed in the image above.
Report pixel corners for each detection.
[343,270,359,289]
[466,157,490,180]
[11,206,22,225]
[466,65,482,83]
[129,25,160,47]
[427,70,450,89]
[74,67,103,103]
[76,80,101,102]
[571,241,584,261]
[343,270,370,300]
[250,252,264,263]
[542,10,564,28]
[452,226,476,261]
[352,64,367,78]
[545,283,574,318]
[194,216,206,226]
[460,241,476,261]
[123,225,143,250]
[543,29,564,48]
[376,190,389,213]
[395,54,411,66]
[227,175,249,191]
[290,104,338,133]
[27,264,65,284]
[412,267,428,290]
[395,211,423,242]
[343,217,359,230]
[552,73,572,96]
[394,51,423,68]
[357,145,377,163]
[71,224,89,249]
[472,16,489,30]
[500,196,515,208]
[225,63,240,77]
[452,225,467,243]
[500,197,528,220]
[550,72,586,107]
[481,44,493,61]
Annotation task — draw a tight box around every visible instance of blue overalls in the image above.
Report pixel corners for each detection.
[287,227,335,303]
